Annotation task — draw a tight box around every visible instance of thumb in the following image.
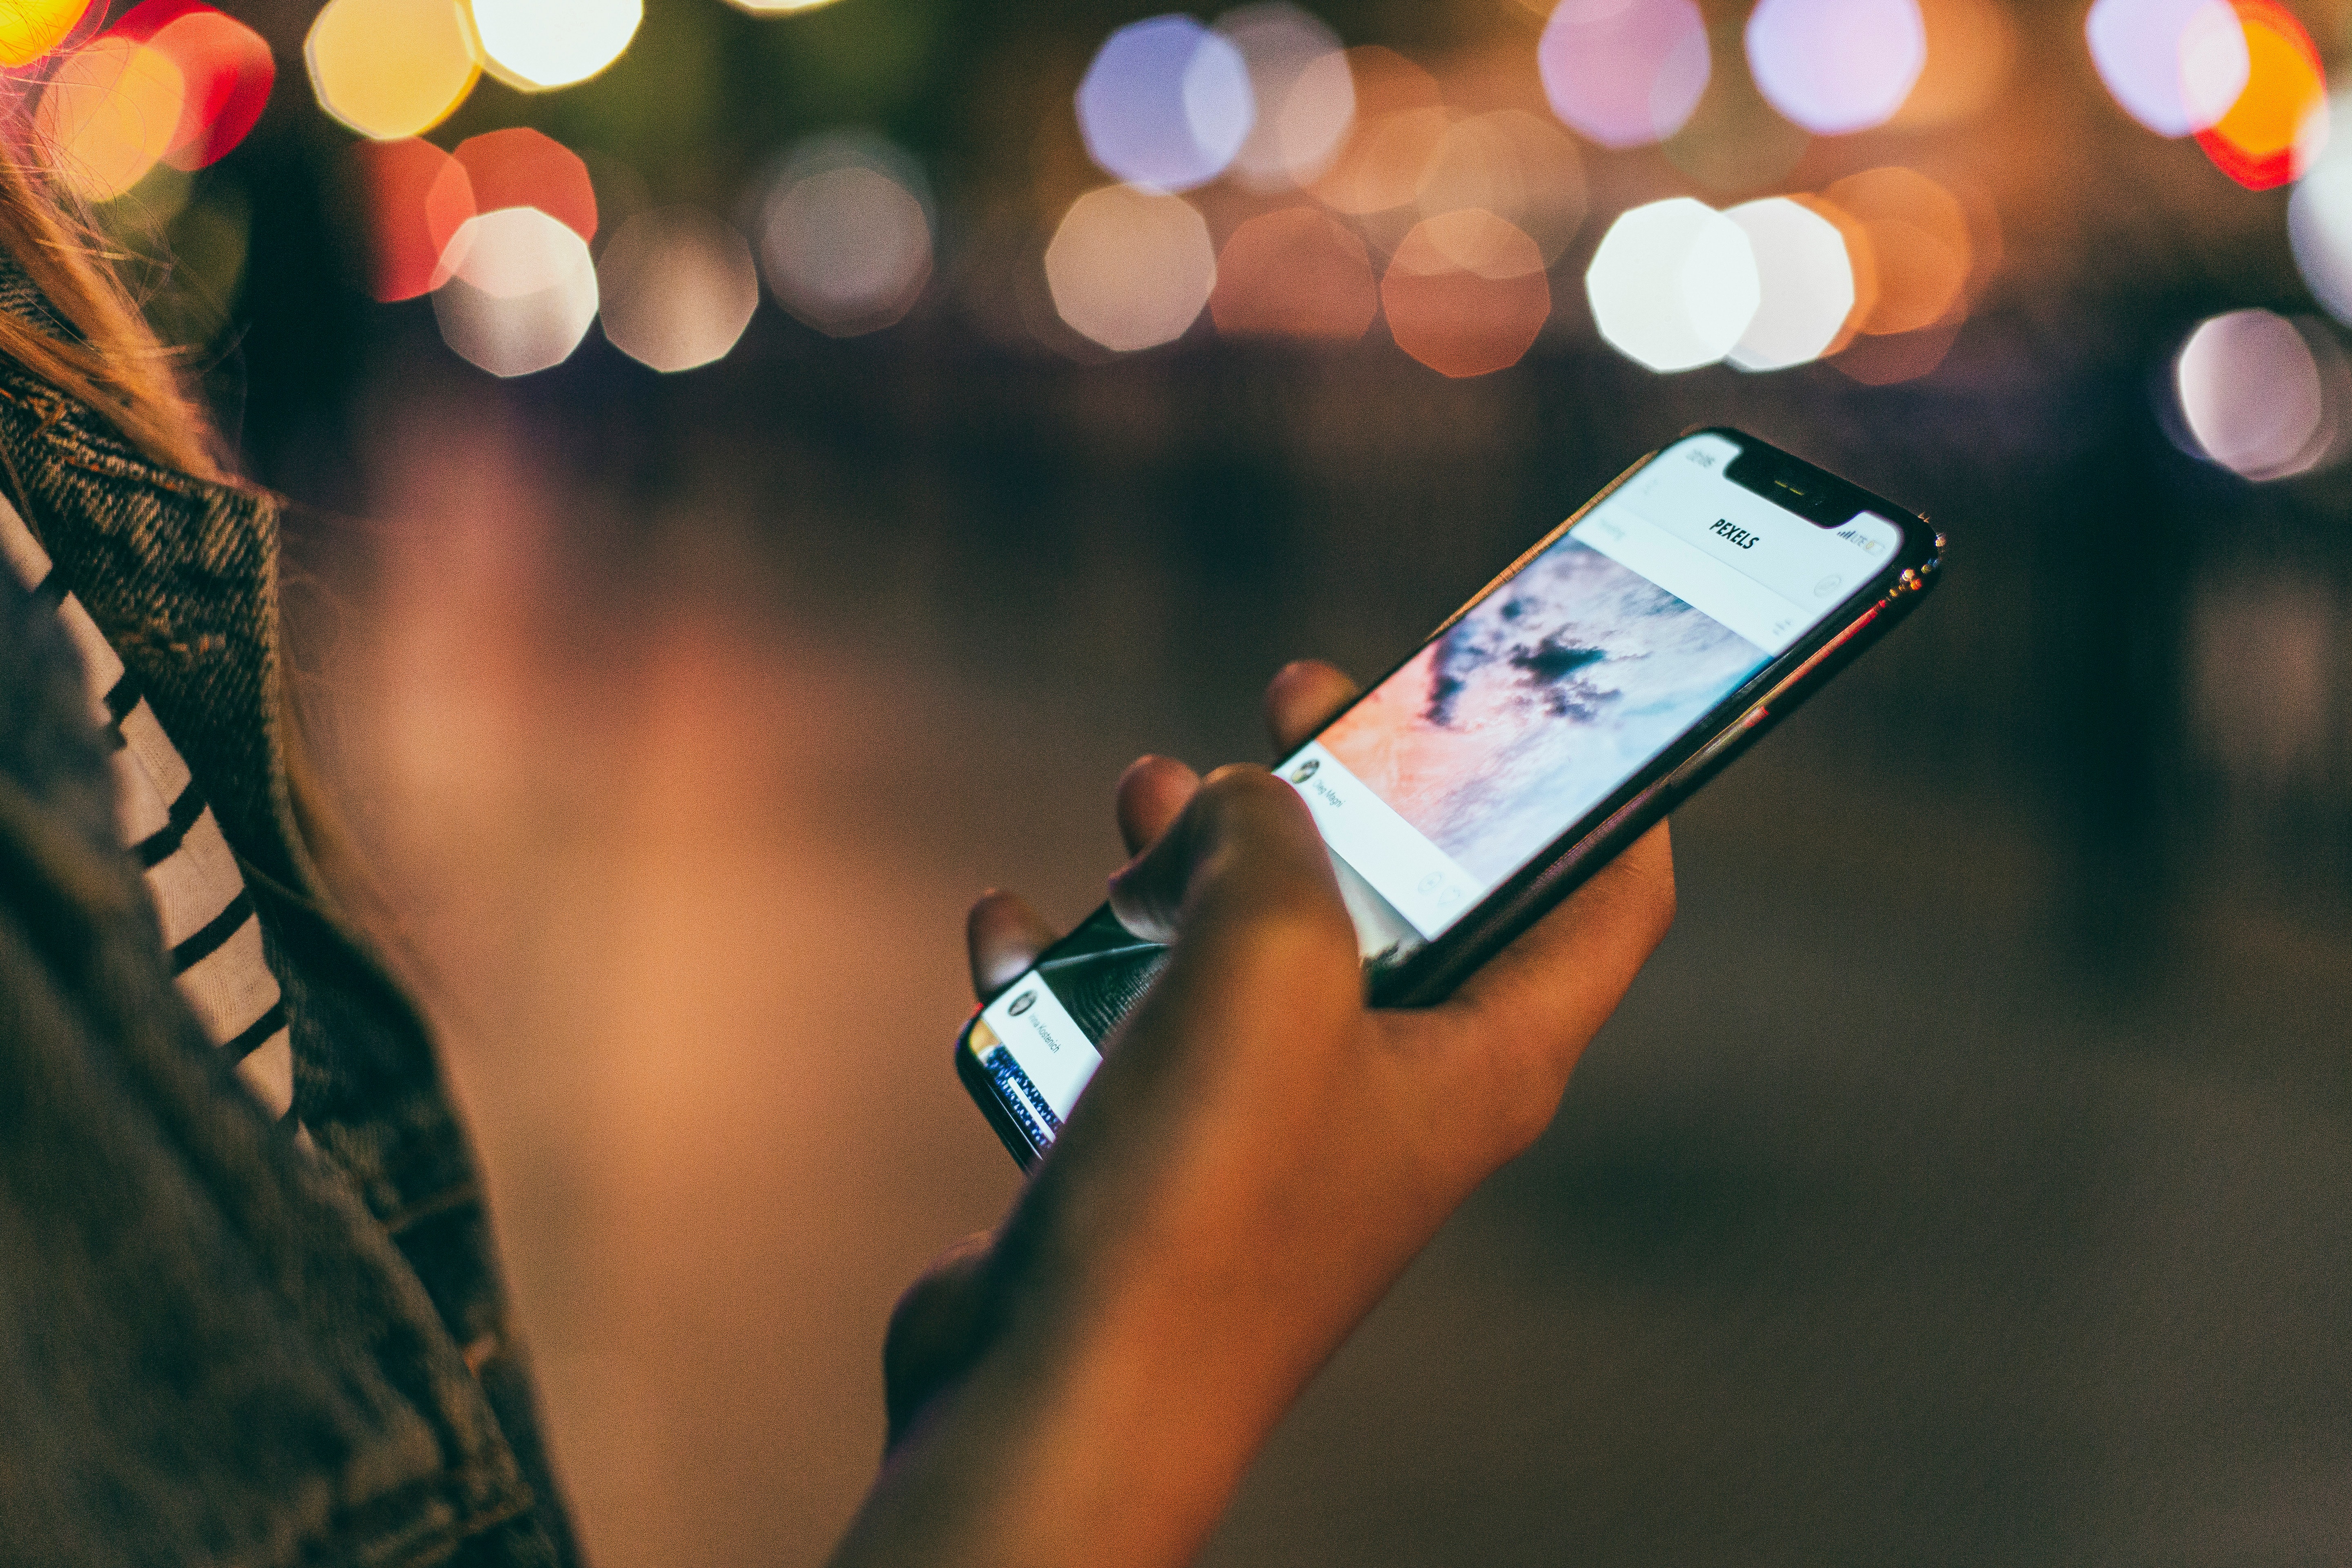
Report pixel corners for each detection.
[1105,764,1346,948]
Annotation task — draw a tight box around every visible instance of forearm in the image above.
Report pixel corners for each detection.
[831,1217,1392,1568]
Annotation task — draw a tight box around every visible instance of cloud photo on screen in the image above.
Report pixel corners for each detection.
[1321,538,1766,885]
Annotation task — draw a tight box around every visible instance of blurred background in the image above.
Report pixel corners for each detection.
[24,0,2352,1560]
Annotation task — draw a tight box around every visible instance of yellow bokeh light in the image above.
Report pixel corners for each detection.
[305,0,479,141]
[472,0,640,93]
[37,38,185,203]
[0,0,92,70]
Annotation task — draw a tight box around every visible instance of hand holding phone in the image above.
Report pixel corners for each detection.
[962,429,1941,1166]
[848,684,1679,1568]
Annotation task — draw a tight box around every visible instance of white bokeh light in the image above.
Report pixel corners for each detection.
[1078,15,1254,192]
[2290,88,2352,324]
[1585,198,1760,372]
[1538,0,1710,149]
[1745,0,1928,136]
[1724,198,1854,370]
[1045,185,1216,352]
[432,207,600,377]
[758,134,933,337]
[472,0,641,91]
[1216,4,1352,190]
[2174,310,2334,479]
[598,207,760,373]
[2086,0,2250,136]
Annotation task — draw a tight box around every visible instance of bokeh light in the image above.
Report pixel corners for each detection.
[305,0,478,140]
[2173,309,2342,479]
[1077,15,1253,192]
[1210,206,1376,340]
[36,37,184,202]
[1538,0,1710,149]
[1792,193,1879,350]
[1415,109,1587,264]
[352,136,460,301]
[2195,1,2323,190]
[1309,48,1440,216]
[1890,0,2017,127]
[758,134,934,338]
[447,127,598,244]
[1746,0,1927,136]
[1724,197,1855,371]
[725,0,846,11]
[431,206,599,378]
[1820,165,1969,335]
[597,207,760,373]
[1381,208,1550,378]
[2289,89,2352,325]
[0,0,95,68]
[1319,110,1447,218]
[471,0,639,93]
[1045,184,1215,352]
[2087,0,2250,137]
[1585,197,1759,373]
[1218,4,1354,191]
[130,5,273,172]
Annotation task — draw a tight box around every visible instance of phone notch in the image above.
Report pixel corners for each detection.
[1723,442,1868,529]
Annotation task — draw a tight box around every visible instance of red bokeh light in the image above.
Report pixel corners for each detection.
[2195,0,2324,191]
[352,136,459,302]
[108,0,272,171]
[448,127,597,241]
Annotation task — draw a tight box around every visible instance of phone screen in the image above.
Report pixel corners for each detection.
[967,432,1906,1150]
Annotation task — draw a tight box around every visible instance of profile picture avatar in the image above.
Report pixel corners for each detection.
[1289,758,1320,783]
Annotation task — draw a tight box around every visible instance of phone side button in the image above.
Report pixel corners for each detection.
[1666,708,1770,798]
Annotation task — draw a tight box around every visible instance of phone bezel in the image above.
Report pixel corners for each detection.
[958,426,1943,1168]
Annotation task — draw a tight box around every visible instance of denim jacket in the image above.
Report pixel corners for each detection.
[0,320,579,1564]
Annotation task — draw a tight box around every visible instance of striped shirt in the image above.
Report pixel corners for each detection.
[0,490,298,1128]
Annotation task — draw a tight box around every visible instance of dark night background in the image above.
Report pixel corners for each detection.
[107,0,2352,1560]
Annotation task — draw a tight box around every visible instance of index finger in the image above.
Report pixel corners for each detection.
[1264,660,1359,754]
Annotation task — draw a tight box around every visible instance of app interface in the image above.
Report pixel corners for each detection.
[971,435,1902,1152]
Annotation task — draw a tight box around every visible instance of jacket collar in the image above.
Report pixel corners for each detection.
[0,366,301,892]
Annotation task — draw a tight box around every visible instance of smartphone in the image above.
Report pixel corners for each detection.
[958,428,1942,1169]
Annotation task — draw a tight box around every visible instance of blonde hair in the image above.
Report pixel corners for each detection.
[0,149,227,481]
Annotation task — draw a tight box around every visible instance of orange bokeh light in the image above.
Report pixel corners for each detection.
[1210,207,1378,341]
[1311,48,1443,217]
[1820,167,1970,337]
[1381,208,1550,377]
[2196,0,2324,190]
